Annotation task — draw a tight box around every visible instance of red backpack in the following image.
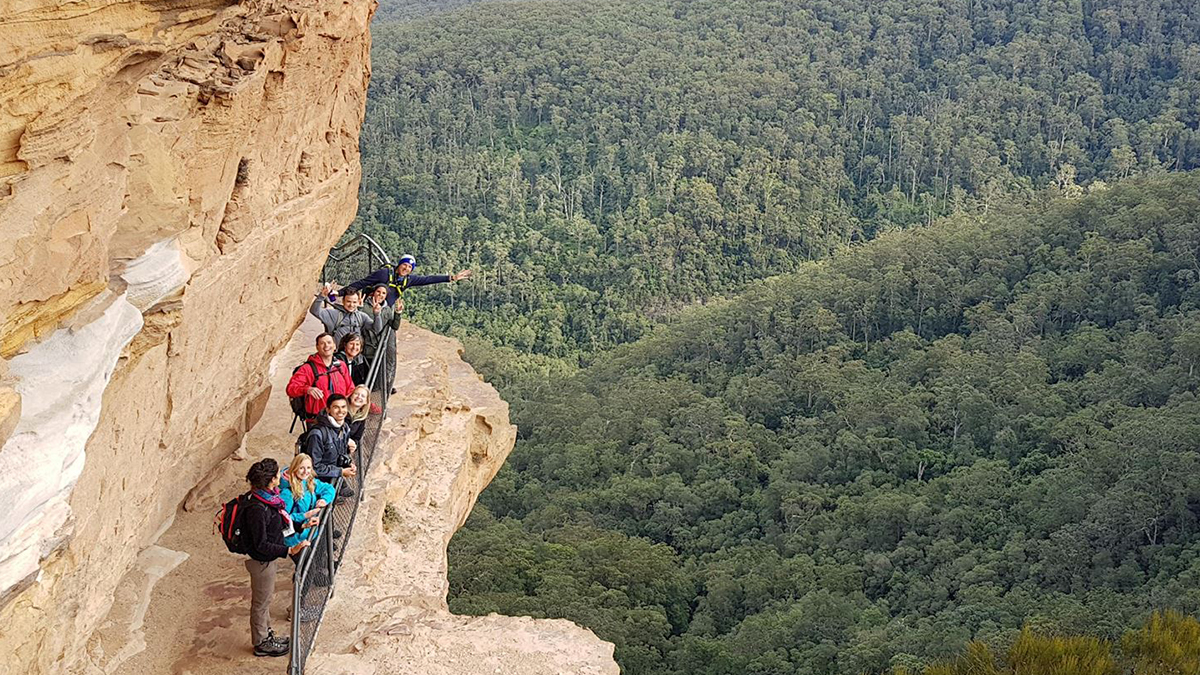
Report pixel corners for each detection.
[215,493,251,554]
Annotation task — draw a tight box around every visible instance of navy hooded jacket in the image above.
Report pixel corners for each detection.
[302,413,353,483]
[344,266,451,306]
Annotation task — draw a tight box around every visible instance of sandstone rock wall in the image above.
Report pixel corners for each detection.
[0,0,375,670]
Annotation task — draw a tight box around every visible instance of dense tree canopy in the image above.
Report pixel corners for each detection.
[360,0,1200,355]
[449,175,1200,673]
[374,0,498,22]
[359,1,1200,672]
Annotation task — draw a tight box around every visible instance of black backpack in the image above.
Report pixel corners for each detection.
[215,493,251,554]
[289,361,320,420]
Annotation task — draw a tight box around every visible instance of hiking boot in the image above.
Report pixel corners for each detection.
[253,635,289,657]
[267,629,290,648]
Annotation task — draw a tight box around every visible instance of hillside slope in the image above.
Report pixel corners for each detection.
[451,173,1200,674]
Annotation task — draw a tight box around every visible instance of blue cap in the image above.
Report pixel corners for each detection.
[398,254,416,268]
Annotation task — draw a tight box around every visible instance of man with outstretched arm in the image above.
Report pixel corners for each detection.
[342,253,471,307]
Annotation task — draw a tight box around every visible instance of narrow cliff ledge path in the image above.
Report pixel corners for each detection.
[88,316,325,675]
[86,315,617,675]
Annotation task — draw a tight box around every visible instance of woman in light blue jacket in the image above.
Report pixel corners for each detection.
[279,453,336,550]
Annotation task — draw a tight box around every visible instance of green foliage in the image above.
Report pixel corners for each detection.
[362,0,1200,356]
[449,174,1200,674]
[362,1,1200,672]
[895,631,1117,675]
[375,0,499,22]
[448,509,692,671]
[1122,610,1200,675]
[1007,630,1118,675]
[890,612,1200,675]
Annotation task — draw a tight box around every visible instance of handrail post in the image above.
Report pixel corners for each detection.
[289,548,303,675]
[382,333,389,410]
[326,489,337,600]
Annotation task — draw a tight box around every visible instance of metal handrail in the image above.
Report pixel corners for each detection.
[320,232,393,286]
[343,232,393,266]
[288,234,396,674]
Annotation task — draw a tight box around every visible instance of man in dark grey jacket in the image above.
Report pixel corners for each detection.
[301,394,357,497]
[309,284,383,345]
[342,253,471,307]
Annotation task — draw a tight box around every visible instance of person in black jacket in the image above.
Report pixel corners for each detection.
[301,395,358,497]
[336,333,368,386]
[346,385,373,446]
[243,459,311,657]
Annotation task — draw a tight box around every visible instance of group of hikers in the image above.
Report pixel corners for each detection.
[220,254,472,658]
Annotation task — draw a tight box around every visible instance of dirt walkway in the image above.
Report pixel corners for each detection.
[83,316,324,675]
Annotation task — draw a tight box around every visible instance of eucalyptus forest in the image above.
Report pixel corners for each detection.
[357,0,1200,672]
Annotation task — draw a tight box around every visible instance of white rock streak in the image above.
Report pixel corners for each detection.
[0,293,143,594]
[119,238,191,311]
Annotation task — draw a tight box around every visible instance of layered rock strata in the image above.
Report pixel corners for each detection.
[0,0,374,671]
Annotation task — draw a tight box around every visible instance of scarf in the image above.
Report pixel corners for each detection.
[253,487,285,508]
[253,487,291,527]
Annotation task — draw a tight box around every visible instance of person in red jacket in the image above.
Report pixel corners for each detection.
[286,333,353,425]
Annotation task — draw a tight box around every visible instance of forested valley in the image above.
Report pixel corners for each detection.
[452,174,1200,673]
[360,0,1200,356]
[357,0,1200,673]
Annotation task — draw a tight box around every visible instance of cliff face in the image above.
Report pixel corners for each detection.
[308,324,619,675]
[0,0,374,670]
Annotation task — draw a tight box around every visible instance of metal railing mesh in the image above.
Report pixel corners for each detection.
[289,234,392,675]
